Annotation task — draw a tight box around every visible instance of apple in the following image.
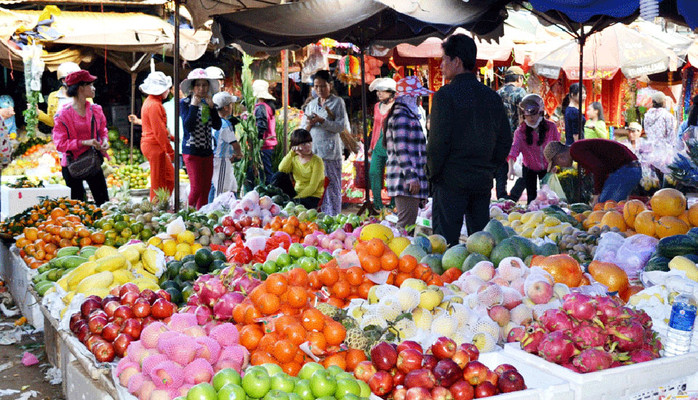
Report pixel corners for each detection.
[103,300,121,318]
[156,289,171,302]
[459,344,479,362]
[487,305,511,327]
[241,366,271,399]
[212,368,242,391]
[406,387,432,400]
[92,341,115,363]
[450,380,475,400]
[484,370,498,387]
[263,389,289,400]
[404,368,436,389]
[298,362,324,381]
[293,379,314,400]
[271,373,296,393]
[101,322,121,342]
[113,333,133,358]
[140,289,159,304]
[113,305,134,324]
[434,359,462,387]
[132,298,151,318]
[187,382,216,400]
[76,323,91,343]
[120,290,140,307]
[86,335,105,352]
[142,316,157,327]
[309,370,337,398]
[431,337,457,360]
[358,380,371,398]
[392,369,405,387]
[493,364,517,378]
[432,386,454,400]
[371,342,398,371]
[422,354,438,370]
[335,378,361,398]
[526,281,553,305]
[326,365,345,377]
[398,349,424,374]
[368,371,393,397]
[81,298,102,319]
[121,318,142,339]
[69,313,83,332]
[217,383,246,400]
[151,298,175,319]
[397,340,423,354]
[88,313,108,334]
[119,283,139,297]
[462,361,489,386]
[452,349,471,369]
[474,381,497,398]
[353,360,377,382]
[498,370,526,393]
[393,387,407,400]
[260,363,284,377]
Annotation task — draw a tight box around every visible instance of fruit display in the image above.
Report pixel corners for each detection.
[69,285,176,361]
[107,130,146,165]
[509,293,661,373]
[1,198,101,235]
[491,207,575,241]
[644,229,698,276]
[257,242,333,275]
[32,245,97,296]
[108,164,150,189]
[355,337,526,398]
[3,140,62,176]
[7,176,44,188]
[555,225,602,264]
[114,318,249,398]
[266,215,323,243]
[255,184,294,207]
[228,191,282,226]
[303,228,359,253]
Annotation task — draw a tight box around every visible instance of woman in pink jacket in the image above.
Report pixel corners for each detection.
[507,94,560,204]
[52,70,110,206]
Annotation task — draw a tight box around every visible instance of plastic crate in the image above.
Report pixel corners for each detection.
[503,343,698,400]
[478,350,573,400]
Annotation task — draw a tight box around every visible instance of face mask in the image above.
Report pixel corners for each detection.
[525,116,543,129]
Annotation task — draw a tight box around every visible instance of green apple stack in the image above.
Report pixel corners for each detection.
[254,243,334,275]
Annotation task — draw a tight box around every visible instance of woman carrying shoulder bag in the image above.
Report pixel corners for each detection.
[52,70,110,206]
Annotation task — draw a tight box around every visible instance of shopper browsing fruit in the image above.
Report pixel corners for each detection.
[138,71,175,202]
[545,139,641,204]
[368,77,397,210]
[180,68,222,209]
[584,102,609,140]
[384,76,430,228]
[507,94,561,204]
[52,69,110,206]
[209,91,242,201]
[252,80,278,185]
[427,34,511,245]
[272,129,325,209]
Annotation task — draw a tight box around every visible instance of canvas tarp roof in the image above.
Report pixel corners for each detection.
[0,8,211,71]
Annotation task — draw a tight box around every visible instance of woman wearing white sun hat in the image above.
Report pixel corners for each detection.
[368,77,396,210]
[252,79,278,185]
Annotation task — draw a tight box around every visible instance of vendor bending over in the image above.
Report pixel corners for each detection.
[544,139,642,204]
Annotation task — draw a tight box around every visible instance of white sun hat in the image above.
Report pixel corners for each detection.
[180,68,220,96]
[369,77,397,92]
[139,71,173,96]
[252,80,276,101]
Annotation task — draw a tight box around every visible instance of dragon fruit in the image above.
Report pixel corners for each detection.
[628,349,657,363]
[158,334,200,365]
[562,293,597,320]
[195,336,221,364]
[539,309,575,332]
[209,323,240,347]
[538,331,577,363]
[572,323,607,348]
[149,360,184,389]
[572,349,613,372]
[184,358,214,385]
[196,276,227,308]
[213,292,245,320]
[609,320,645,352]
[520,321,547,353]
[594,296,623,324]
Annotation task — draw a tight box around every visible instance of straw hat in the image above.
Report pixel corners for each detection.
[369,78,397,92]
[252,80,275,101]
[139,71,172,96]
[180,68,220,96]
[395,76,433,97]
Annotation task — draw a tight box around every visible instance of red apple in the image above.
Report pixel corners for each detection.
[121,318,142,339]
[393,387,407,400]
[397,340,423,354]
[369,370,393,396]
[103,300,120,318]
[452,349,471,369]
[113,305,135,323]
[86,295,103,303]
[110,286,120,296]
[493,364,517,378]
[398,349,424,374]
[69,313,84,333]
[406,387,432,400]
[156,289,171,302]
[371,342,398,371]
[93,341,115,363]
[462,361,489,386]
[86,335,105,352]
[76,323,91,343]
[474,381,497,398]
[422,354,438,370]
[113,333,133,358]
[101,322,121,342]
[434,359,462,387]
[139,289,158,304]
[120,291,139,307]
[392,369,405,387]
[432,386,454,400]
[119,283,139,297]
[101,295,120,308]
[450,380,475,400]
[151,299,175,319]
[132,298,151,318]
[89,309,108,320]
[404,368,436,390]
[498,370,526,393]
[142,316,157,327]
[81,298,102,319]
[484,370,498,387]
[88,313,108,334]
[431,337,457,360]
[459,344,479,362]
[354,360,377,383]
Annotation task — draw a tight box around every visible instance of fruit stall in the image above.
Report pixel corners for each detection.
[2,187,698,400]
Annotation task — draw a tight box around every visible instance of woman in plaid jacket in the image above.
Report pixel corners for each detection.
[384,76,431,228]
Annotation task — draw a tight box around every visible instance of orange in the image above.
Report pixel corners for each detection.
[623,199,646,229]
[361,255,381,273]
[689,203,698,227]
[583,210,606,230]
[398,255,418,273]
[650,188,686,217]
[345,266,364,286]
[654,216,689,238]
[288,268,309,287]
[530,254,583,287]
[283,323,307,345]
[366,238,386,258]
[600,210,626,231]
[380,251,399,271]
[588,260,629,293]
[301,308,326,332]
[321,352,347,370]
[282,361,302,376]
[273,339,297,363]
[239,324,264,351]
[266,274,288,296]
[323,321,346,346]
[307,331,327,355]
[331,280,351,299]
[287,286,309,308]
[634,210,658,237]
[345,348,368,370]
[319,266,340,286]
[258,293,281,315]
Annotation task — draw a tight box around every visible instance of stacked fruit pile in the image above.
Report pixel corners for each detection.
[1,198,101,236]
[107,130,146,165]
[108,164,150,189]
[3,141,61,176]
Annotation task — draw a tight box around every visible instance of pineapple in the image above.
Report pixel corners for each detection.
[344,327,370,351]
[154,188,171,211]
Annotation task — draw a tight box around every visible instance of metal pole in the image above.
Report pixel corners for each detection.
[130,72,136,164]
[576,28,585,203]
[173,0,181,211]
[282,49,289,154]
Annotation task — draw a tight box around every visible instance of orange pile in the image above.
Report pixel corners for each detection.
[308,263,374,308]
[265,216,323,243]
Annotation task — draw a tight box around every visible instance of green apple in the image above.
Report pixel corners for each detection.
[212,368,242,391]
[293,379,314,400]
[335,372,355,381]
[260,363,284,377]
[288,243,305,259]
[318,252,334,264]
[287,393,302,400]
[303,246,319,259]
[217,383,245,400]
[288,263,301,272]
[276,253,292,267]
[357,380,371,397]
[187,383,216,400]
[263,389,289,400]
[262,260,278,274]
[298,362,324,381]
[298,256,318,272]
[309,370,337,398]
[241,366,271,399]
[271,373,295,393]
[326,365,344,377]
[341,395,361,400]
[335,378,361,399]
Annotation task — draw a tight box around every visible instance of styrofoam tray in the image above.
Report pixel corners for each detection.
[478,350,573,400]
[503,343,698,400]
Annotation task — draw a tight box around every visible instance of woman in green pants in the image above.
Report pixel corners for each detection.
[368,78,396,210]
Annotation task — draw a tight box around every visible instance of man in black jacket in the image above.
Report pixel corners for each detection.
[427,34,512,245]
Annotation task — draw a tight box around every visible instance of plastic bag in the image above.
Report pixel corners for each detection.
[513,154,523,178]
[614,234,659,280]
[542,173,567,202]
[593,232,626,264]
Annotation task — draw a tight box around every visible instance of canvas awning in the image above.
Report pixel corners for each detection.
[0,8,211,70]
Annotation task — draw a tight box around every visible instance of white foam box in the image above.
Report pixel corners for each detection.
[7,249,43,329]
[478,350,573,400]
[503,343,698,400]
[65,360,116,400]
[0,242,11,281]
[39,300,63,368]
[1,184,70,218]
